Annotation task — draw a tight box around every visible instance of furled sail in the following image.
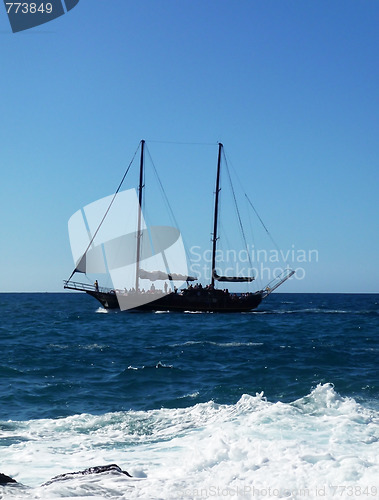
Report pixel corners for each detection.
[214,273,254,283]
[139,269,197,282]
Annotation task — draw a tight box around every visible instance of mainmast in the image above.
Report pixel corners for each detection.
[135,139,145,291]
[211,142,223,287]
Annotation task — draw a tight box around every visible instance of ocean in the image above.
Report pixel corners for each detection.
[0,292,378,499]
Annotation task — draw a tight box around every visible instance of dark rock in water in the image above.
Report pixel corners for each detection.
[42,464,132,486]
[0,473,18,485]
[1,464,131,488]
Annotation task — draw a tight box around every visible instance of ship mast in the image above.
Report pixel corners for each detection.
[211,142,223,287]
[135,139,145,291]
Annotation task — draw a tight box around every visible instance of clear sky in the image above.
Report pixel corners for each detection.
[1,0,378,293]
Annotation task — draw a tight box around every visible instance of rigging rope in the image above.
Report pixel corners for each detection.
[145,145,194,267]
[244,194,290,267]
[145,139,218,146]
[223,150,254,274]
[223,149,290,268]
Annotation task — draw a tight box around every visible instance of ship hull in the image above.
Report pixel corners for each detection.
[86,289,263,313]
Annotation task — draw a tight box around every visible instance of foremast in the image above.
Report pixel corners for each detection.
[135,140,145,292]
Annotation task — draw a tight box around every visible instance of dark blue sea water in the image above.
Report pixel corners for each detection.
[1,292,378,421]
[1,293,379,498]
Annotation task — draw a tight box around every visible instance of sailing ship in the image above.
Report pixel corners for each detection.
[64,141,294,312]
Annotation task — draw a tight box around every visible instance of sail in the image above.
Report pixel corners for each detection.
[139,269,197,281]
[74,246,106,274]
[214,273,254,283]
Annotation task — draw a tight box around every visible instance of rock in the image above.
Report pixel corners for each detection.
[1,464,132,488]
[0,473,18,485]
[42,464,132,486]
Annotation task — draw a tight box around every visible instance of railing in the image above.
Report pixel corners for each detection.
[63,280,113,294]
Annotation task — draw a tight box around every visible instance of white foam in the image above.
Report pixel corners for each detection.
[2,384,379,499]
[95,307,108,314]
[170,340,264,348]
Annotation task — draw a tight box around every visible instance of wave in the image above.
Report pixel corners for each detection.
[252,308,373,315]
[2,384,379,498]
[0,365,23,376]
[122,361,175,373]
[95,307,109,313]
[184,310,213,314]
[48,343,109,351]
[170,340,264,348]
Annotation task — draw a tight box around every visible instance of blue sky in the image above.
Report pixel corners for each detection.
[1,0,378,293]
